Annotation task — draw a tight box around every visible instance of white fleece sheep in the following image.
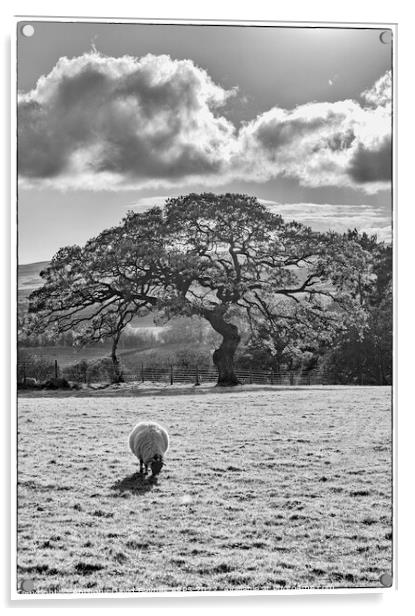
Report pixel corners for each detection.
[129,421,169,476]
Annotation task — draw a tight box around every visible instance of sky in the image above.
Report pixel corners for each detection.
[17,21,392,263]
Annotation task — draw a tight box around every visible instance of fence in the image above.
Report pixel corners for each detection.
[17,359,59,385]
[123,365,332,386]
[17,359,332,386]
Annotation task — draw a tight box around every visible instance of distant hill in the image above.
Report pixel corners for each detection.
[17,261,49,315]
[18,261,49,293]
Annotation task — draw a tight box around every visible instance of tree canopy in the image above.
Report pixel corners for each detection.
[322,231,392,384]
[26,192,382,386]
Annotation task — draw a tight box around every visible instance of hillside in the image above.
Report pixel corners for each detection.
[18,261,49,291]
[18,261,49,314]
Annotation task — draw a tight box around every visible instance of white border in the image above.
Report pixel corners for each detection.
[14,15,398,26]
[10,13,397,604]
[10,12,17,607]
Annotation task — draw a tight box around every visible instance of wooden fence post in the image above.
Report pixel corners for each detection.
[141,364,144,382]
[170,364,174,385]
[195,365,200,386]
[54,359,58,379]
[23,362,26,386]
[249,369,253,385]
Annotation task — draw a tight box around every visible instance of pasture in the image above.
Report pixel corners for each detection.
[17,386,392,594]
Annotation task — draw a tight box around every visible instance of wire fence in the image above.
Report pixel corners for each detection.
[123,365,332,386]
[17,359,60,384]
[17,359,332,386]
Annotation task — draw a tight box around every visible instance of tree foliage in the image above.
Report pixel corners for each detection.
[26,193,383,386]
[156,194,372,383]
[322,232,392,384]
[26,209,164,381]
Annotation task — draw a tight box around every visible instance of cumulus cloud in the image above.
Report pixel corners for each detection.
[361,70,391,107]
[347,136,392,184]
[236,97,391,192]
[18,54,391,193]
[18,52,236,190]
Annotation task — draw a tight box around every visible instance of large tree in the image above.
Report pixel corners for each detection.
[157,193,371,385]
[27,193,373,387]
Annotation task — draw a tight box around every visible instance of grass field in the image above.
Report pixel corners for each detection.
[16,386,392,595]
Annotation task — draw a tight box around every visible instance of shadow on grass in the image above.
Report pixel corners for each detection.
[111,472,158,496]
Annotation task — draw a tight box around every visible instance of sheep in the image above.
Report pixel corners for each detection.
[128,421,169,477]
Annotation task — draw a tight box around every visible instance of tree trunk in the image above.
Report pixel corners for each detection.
[111,336,124,384]
[203,307,241,386]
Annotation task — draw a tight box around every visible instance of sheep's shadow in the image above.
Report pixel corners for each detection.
[111,471,158,496]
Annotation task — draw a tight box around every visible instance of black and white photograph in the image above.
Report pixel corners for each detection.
[15,18,394,597]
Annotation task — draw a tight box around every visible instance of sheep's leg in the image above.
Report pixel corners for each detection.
[139,459,144,474]
[144,463,149,475]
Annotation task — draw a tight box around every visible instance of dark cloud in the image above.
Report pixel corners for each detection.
[18,100,71,178]
[236,99,391,192]
[254,116,328,150]
[18,53,235,188]
[347,137,392,184]
[326,129,356,152]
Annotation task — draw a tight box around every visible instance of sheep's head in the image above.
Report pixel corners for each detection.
[151,454,164,476]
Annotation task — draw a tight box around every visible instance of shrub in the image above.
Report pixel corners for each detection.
[86,357,123,384]
[63,359,89,383]
[42,377,71,390]
[17,349,56,383]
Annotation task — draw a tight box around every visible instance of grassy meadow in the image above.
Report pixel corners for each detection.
[17,386,392,594]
